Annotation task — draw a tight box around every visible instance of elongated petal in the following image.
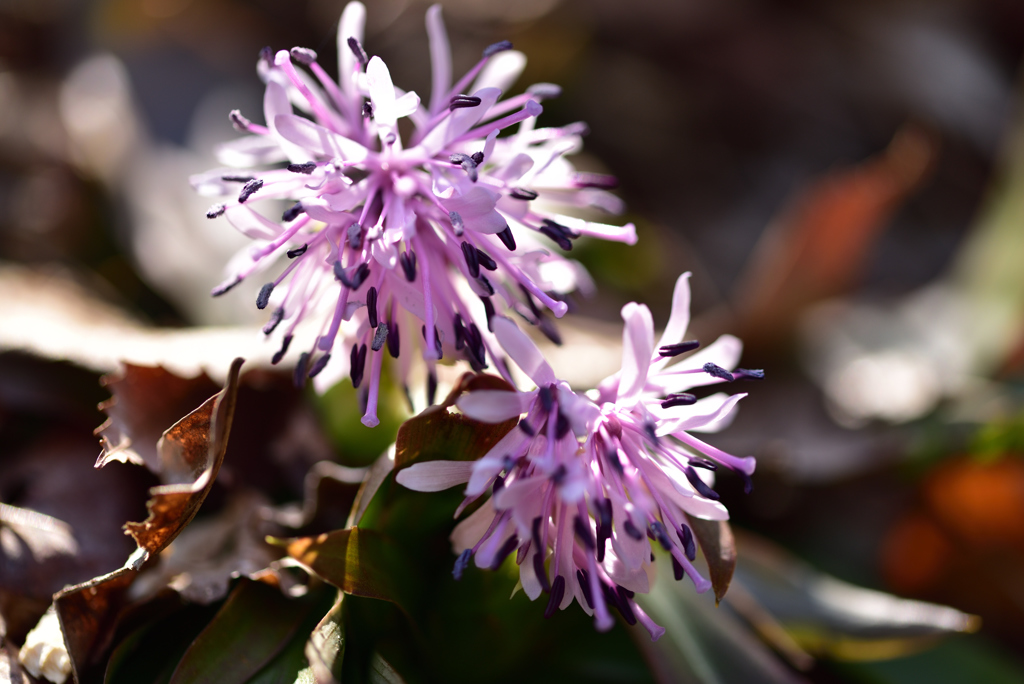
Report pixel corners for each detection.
[451,497,495,553]
[457,389,531,423]
[214,135,287,167]
[465,426,529,496]
[367,56,397,129]
[474,50,526,94]
[425,4,451,114]
[337,1,366,97]
[492,316,556,387]
[656,272,692,354]
[396,460,474,491]
[617,302,655,407]
[273,114,368,162]
[264,81,308,163]
[224,205,280,239]
[441,185,506,234]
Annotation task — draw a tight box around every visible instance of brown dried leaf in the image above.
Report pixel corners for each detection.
[54,358,243,681]
[95,365,218,473]
[123,358,243,559]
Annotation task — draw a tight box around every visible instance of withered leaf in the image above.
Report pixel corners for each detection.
[55,358,243,682]
[95,365,219,473]
[123,358,243,560]
[686,514,737,604]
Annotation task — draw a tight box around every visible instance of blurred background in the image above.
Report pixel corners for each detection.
[2,0,1024,681]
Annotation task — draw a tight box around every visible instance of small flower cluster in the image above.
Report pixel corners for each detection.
[397,273,760,638]
[194,1,634,426]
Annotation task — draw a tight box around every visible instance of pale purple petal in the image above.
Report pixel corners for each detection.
[656,271,692,354]
[425,4,451,114]
[440,185,506,234]
[473,50,526,93]
[337,1,366,97]
[450,497,495,552]
[465,426,529,496]
[273,114,368,161]
[457,389,532,423]
[652,392,745,435]
[264,81,308,163]
[396,460,475,491]
[492,316,556,387]
[616,302,655,407]
[224,205,280,240]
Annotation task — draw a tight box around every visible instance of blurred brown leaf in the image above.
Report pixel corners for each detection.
[686,515,736,605]
[734,124,938,347]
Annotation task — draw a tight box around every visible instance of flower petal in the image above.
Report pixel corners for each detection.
[337,1,366,97]
[656,272,692,354]
[451,497,495,553]
[367,56,398,132]
[425,4,451,114]
[457,389,531,423]
[652,392,745,435]
[264,81,308,163]
[492,316,556,387]
[273,114,368,162]
[396,460,474,492]
[617,302,655,407]
[473,50,526,94]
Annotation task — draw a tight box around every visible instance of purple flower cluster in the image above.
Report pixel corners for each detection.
[193,1,635,426]
[397,273,759,638]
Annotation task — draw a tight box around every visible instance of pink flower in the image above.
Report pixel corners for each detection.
[193,2,635,427]
[397,273,759,638]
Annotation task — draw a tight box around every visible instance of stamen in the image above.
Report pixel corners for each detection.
[471,151,484,165]
[703,362,734,382]
[671,555,685,581]
[427,370,437,405]
[684,467,719,500]
[211,276,242,297]
[282,201,304,222]
[366,286,378,328]
[222,174,255,182]
[555,411,570,439]
[658,340,700,357]
[271,335,292,364]
[661,393,697,409]
[362,101,373,118]
[238,178,263,203]
[399,251,417,282]
[449,94,482,111]
[347,37,369,67]
[334,261,370,290]
[650,521,672,551]
[448,210,464,236]
[538,222,573,251]
[573,516,595,550]
[476,248,497,271]
[596,497,612,562]
[228,110,251,132]
[734,368,765,380]
[533,551,550,593]
[258,46,274,65]
[544,575,565,619]
[350,343,367,388]
[688,458,717,471]
[287,162,317,174]
[551,464,567,486]
[539,385,554,413]
[483,40,513,57]
[294,352,310,387]
[308,353,331,378]
[616,587,637,625]
[386,321,400,358]
[538,318,562,346]
[263,307,284,334]
[496,226,516,251]
[622,519,643,541]
[452,549,472,580]
[287,243,308,259]
[467,323,486,367]
[289,47,317,65]
[510,187,538,200]
[577,569,593,609]
[481,296,495,331]
[371,322,388,351]
[347,223,362,250]
[679,524,696,561]
[476,275,494,296]
[256,283,274,310]
[206,204,226,219]
[518,420,535,436]
[489,535,519,571]
[461,241,480,278]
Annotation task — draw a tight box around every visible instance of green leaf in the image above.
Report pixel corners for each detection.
[285,528,412,616]
[686,515,737,604]
[168,579,317,684]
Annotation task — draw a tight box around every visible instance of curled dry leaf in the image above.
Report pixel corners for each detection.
[54,358,243,681]
[94,366,219,473]
[686,514,737,605]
